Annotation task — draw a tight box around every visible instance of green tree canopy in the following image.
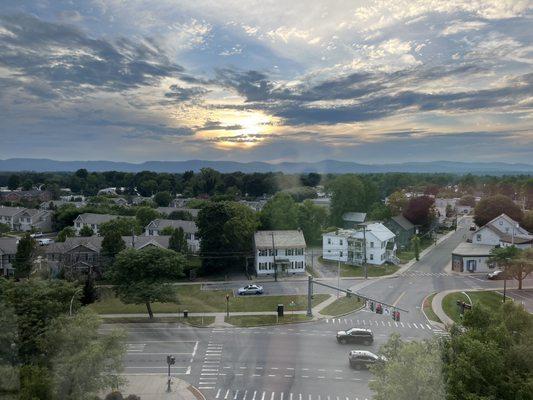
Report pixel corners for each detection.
[328,174,366,226]
[56,227,75,243]
[169,227,188,254]
[99,218,141,236]
[260,193,299,230]
[78,225,94,237]
[7,174,20,190]
[135,206,160,228]
[101,230,126,262]
[297,200,328,245]
[387,190,408,215]
[13,234,37,278]
[197,201,258,274]
[474,194,523,227]
[153,191,172,207]
[106,248,185,318]
[370,334,445,400]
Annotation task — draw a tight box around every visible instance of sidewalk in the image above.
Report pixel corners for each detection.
[115,375,205,400]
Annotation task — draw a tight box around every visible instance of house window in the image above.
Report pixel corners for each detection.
[370,254,374,260]
[499,220,503,225]
[327,238,331,244]
[76,222,80,228]
[476,234,481,241]
[370,242,374,248]
[340,239,343,245]
[340,251,343,258]
[149,230,154,235]
[259,249,267,256]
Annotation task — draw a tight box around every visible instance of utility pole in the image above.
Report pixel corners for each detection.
[337,260,340,298]
[271,232,277,282]
[306,276,313,317]
[362,225,368,280]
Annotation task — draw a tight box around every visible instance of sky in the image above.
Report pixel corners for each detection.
[0,0,532,164]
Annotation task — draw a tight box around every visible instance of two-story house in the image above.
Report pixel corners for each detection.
[0,206,26,230]
[73,213,121,235]
[0,237,18,276]
[384,215,416,251]
[144,219,200,252]
[322,223,398,266]
[472,214,532,249]
[254,230,306,276]
[13,209,53,232]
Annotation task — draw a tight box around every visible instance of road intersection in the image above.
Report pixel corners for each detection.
[105,216,528,399]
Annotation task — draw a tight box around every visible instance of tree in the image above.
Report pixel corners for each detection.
[458,195,476,207]
[0,223,10,236]
[403,196,435,228]
[153,191,172,207]
[79,225,94,237]
[508,248,533,290]
[81,275,98,305]
[370,334,445,400]
[57,227,76,242]
[106,248,185,318]
[197,202,258,274]
[411,235,421,261]
[7,174,20,190]
[169,227,188,254]
[521,210,533,232]
[74,168,88,180]
[300,172,321,187]
[443,302,533,400]
[135,206,160,228]
[101,231,126,263]
[328,175,366,226]
[474,195,523,227]
[168,210,194,221]
[13,234,37,278]
[99,218,142,237]
[42,309,125,400]
[21,179,33,191]
[260,193,299,230]
[387,190,408,215]
[368,202,392,221]
[297,200,328,245]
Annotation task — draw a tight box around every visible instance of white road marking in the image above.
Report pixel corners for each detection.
[224,390,230,399]
[394,322,398,327]
[216,389,221,399]
[281,393,284,400]
[234,390,239,400]
[243,390,248,400]
[271,392,275,400]
[426,324,432,330]
[252,391,257,400]
[261,392,266,400]
[400,322,405,327]
[413,323,419,329]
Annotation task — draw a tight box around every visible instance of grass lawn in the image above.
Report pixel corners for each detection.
[225,314,311,327]
[319,257,399,277]
[423,293,442,324]
[442,291,504,323]
[397,238,434,264]
[102,316,215,326]
[90,285,329,314]
[320,296,364,316]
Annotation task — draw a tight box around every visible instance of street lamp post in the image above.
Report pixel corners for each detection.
[225,294,230,318]
[166,355,175,392]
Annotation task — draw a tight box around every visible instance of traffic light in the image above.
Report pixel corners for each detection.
[376,303,383,314]
[369,302,374,311]
[396,311,400,322]
[167,355,175,365]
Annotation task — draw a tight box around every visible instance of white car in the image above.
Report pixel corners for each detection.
[237,284,264,295]
[37,238,54,246]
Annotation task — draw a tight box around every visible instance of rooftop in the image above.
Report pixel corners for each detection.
[254,230,306,248]
[452,242,495,257]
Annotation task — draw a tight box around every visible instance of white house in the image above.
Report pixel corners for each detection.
[254,230,306,276]
[73,213,121,235]
[144,219,200,252]
[0,206,52,232]
[452,242,496,273]
[472,214,532,249]
[322,223,398,266]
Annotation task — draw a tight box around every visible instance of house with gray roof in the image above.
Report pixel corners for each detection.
[73,213,123,236]
[144,219,200,252]
[156,207,200,218]
[384,215,416,250]
[0,206,26,230]
[342,212,367,228]
[0,206,52,232]
[0,237,18,276]
[254,230,306,276]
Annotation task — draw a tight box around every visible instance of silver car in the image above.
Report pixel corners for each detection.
[237,284,264,295]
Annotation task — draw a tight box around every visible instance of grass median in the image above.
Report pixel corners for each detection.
[320,295,364,316]
[225,314,311,327]
[423,293,442,324]
[442,291,504,323]
[90,285,329,314]
[101,316,215,326]
[318,257,399,277]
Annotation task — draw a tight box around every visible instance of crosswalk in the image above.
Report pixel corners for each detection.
[199,341,224,390]
[212,388,370,400]
[399,272,450,277]
[324,317,435,331]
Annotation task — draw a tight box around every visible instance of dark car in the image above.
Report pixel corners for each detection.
[336,328,373,345]
[487,270,505,280]
[348,350,386,369]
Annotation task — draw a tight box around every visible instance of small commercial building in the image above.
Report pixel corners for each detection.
[451,242,495,273]
[254,230,306,276]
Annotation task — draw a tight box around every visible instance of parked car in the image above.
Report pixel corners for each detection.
[348,350,386,369]
[336,328,374,345]
[237,284,264,295]
[487,270,505,280]
[469,224,477,231]
[37,238,54,246]
[30,232,43,238]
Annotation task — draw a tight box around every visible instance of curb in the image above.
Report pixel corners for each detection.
[420,292,445,330]
[188,384,207,400]
[318,303,365,319]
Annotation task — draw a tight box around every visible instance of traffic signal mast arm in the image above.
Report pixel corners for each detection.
[306,276,409,315]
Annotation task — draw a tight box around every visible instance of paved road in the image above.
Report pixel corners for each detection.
[105,216,530,400]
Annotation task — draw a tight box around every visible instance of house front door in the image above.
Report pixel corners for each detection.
[467,260,477,272]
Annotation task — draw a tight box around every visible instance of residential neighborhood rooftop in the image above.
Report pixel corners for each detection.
[254,230,306,248]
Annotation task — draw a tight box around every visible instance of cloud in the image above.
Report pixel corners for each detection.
[164,84,210,102]
[197,121,244,131]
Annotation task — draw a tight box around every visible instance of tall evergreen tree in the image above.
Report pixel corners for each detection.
[169,227,188,254]
[13,234,37,278]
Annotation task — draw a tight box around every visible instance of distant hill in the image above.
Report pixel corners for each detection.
[0,158,532,175]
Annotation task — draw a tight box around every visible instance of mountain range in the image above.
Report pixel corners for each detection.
[0,158,532,175]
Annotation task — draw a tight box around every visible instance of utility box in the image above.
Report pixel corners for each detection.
[183,310,188,318]
[277,304,284,317]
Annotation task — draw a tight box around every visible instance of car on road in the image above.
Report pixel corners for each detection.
[237,284,264,295]
[336,328,374,345]
[37,238,54,246]
[487,270,505,280]
[30,232,43,238]
[348,350,386,369]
